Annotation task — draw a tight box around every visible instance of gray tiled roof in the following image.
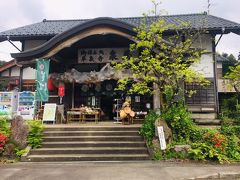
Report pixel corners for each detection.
[0,13,240,41]
[216,55,230,62]
[216,55,229,62]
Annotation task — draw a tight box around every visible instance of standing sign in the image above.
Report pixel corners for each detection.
[36,59,49,102]
[42,103,57,123]
[17,91,35,120]
[157,126,167,150]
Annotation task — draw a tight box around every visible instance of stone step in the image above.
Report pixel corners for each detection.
[44,127,141,132]
[194,119,221,125]
[191,113,216,120]
[24,154,150,162]
[199,125,221,129]
[41,141,146,148]
[43,130,139,136]
[30,147,148,155]
[43,136,143,142]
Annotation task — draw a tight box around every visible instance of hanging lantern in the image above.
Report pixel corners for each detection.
[47,78,56,91]
[58,83,65,97]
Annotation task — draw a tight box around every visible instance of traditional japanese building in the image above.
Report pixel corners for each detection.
[0,13,240,121]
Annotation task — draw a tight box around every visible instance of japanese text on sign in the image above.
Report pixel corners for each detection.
[157,126,167,150]
[78,48,129,63]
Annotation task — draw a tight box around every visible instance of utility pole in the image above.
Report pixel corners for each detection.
[207,0,211,14]
[152,0,160,16]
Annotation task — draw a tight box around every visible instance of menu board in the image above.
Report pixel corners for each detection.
[42,103,57,123]
[17,91,35,120]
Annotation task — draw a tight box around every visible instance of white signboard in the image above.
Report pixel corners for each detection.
[157,126,167,150]
[42,103,57,123]
[78,48,128,63]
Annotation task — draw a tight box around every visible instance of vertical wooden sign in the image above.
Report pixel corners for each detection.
[157,126,167,150]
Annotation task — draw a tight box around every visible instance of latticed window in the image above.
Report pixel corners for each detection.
[185,81,215,105]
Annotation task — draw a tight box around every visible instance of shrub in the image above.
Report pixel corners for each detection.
[189,142,228,163]
[161,103,197,143]
[15,148,27,158]
[0,116,10,136]
[140,111,159,146]
[225,135,240,161]
[27,121,43,149]
[0,133,8,154]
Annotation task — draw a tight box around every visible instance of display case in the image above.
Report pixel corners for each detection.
[0,91,18,118]
[17,91,35,120]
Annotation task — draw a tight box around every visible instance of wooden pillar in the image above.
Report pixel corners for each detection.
[71,81,75,108]
[153,83,161,113]
[19,67,23,91]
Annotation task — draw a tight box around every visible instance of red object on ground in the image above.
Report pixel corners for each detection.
[58,84,65,97]
[48,78,56,91]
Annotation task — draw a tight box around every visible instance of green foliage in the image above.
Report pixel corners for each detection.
[225,63,240,93]
[153,143,190,160]
[225,135,240,161]
[160,102,196,143]
[140,111,159,146]
[27,121,43,149]
[15,148,27,158]
[0,117,10,136]
[114,16,208,112]
[220,95,240,123]
[189,142,228,164]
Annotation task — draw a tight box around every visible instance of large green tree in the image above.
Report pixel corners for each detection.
[114,18,208,112]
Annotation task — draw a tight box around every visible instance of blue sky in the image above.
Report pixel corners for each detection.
[0,0,239,61]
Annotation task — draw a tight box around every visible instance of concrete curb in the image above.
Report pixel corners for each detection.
[183,172,240,180]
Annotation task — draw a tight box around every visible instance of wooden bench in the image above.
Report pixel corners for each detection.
[67,110,82,123]
[82,112,100,123]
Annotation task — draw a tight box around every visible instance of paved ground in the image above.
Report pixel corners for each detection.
[0,161,240,180]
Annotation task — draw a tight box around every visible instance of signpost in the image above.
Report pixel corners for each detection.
[42,103,57,124]
[157,126,167,150]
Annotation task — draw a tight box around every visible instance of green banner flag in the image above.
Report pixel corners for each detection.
[36,59,50,102]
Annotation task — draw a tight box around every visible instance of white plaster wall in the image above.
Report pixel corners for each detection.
[22,67,36,80]
[191,53,214,78]
[190,34,214,78]
[192,34,212,52]
[11,66,20,76]
[1,70,9,77]
[24,40,47,51]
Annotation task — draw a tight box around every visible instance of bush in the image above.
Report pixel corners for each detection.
[161,103,197,143]
[140,111,159,146]
[15,148,27,158]
[189,142,228,163]
[225,135,240,161]
[0,133,8,154]
[27,121,43,149]
[0,117,10,136]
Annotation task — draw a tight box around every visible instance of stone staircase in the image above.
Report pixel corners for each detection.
[188,106,221,126]
[23,126,150,162]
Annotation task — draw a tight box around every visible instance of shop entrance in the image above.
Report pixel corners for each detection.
[73,80,121,120]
